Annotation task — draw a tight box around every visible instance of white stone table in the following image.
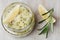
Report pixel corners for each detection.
[0,0,60,40]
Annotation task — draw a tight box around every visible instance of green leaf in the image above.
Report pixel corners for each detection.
[38,23,48,30]
[50,17,54,32]
[46,30,49,38]
[39,23,49,35]
[42,8,54,15]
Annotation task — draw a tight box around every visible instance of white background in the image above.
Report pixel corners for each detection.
[0,0,60,40]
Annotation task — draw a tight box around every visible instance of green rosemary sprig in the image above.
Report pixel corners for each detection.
[38,23,49,35]
[38,8,54,38]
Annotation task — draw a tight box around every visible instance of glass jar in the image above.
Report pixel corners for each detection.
[1,2,35,37]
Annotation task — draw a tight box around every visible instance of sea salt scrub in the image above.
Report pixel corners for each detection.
[2,2,35,37]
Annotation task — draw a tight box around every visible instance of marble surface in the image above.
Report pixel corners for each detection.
[0,0,60,40]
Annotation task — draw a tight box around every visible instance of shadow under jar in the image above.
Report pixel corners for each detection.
[1,2,35,37]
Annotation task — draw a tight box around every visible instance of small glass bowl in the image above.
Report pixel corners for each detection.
[1,2,35,37]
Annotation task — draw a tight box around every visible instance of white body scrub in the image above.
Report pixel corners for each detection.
[2,2,35,37]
